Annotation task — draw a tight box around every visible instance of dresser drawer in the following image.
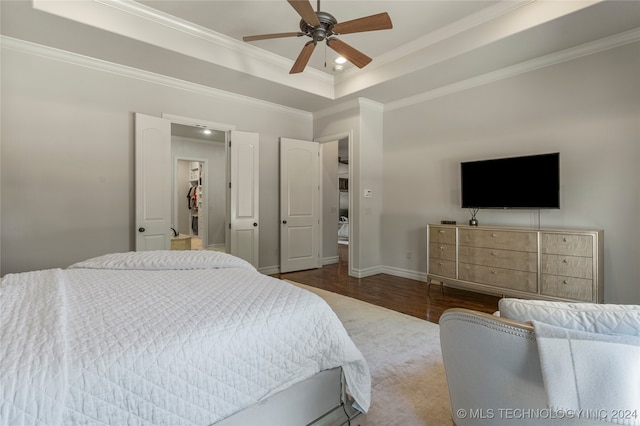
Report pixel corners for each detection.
[459,263,537,293]
[429,226,456,245]
[459,246,537,273]
[541,275,593,302]
[429,242,456,261]
[459,228,537,252]
[429,258,456,279]
[541,233,593,257]
[541,254,593,279]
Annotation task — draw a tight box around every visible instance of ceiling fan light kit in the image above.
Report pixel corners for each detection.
[242,0,392,74]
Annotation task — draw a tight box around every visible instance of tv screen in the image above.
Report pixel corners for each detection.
[461,153,560,209]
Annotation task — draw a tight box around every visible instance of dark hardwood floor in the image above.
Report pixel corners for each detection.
[274,260,500,324]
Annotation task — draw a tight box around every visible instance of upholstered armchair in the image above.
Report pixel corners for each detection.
[439,299,640,426]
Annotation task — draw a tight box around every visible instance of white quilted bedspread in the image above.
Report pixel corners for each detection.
[1,251,370,425]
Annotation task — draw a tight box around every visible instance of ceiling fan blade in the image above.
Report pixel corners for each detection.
[290,41,316,74]
[243,32,304,42]
[327,38,372,68]
[332,12,392,35]
[287,0,320,27]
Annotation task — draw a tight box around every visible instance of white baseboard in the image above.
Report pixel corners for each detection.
[380,266,428,283]
[259,265,280,275]
[261,262,427,286]
[351,265,384,278]
[322,256,339,265]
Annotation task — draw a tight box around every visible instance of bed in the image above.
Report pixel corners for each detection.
[1,251,370,425]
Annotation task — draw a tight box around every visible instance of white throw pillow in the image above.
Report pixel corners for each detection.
[499,298,640,336]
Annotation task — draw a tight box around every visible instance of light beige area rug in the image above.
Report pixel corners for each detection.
[287,281,454,426]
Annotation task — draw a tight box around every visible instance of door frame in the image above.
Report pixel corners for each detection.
[315,130,353,276]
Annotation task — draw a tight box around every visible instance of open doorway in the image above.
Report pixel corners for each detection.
[171,123,227,251]
[337,138,349,267]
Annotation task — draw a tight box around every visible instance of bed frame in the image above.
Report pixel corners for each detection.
[215,367,366,426]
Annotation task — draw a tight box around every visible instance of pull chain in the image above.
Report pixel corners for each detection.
[324,43,327,68]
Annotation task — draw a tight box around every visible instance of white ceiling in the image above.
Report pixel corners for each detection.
[137,0,499,74]
[2,0,640,112]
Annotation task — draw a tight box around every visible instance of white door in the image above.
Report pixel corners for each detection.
[135,113,172,250]
[280,138,320,273]
[229,131,260,267]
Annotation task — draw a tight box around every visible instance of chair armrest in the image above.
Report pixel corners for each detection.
[439,308,603,425]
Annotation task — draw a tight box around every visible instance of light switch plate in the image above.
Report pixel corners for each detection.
[363,189,373,198]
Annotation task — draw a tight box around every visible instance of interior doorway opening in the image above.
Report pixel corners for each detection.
[337,137,349,268]
[170,122,228,252]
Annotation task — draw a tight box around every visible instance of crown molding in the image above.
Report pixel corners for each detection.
[31,0,601,103]
[341,0,534,80]
[0,36,313,119]
[334,0,603,99]
[4,22,636,119]
[385,28,640,112]
[32,0,335,99]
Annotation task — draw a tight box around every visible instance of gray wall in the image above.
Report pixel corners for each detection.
[315,100,384,278]
[1,43,312,274]
[382,42,640,304]
[2,35,638,305]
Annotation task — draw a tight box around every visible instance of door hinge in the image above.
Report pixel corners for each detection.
[229,182,231,189]
[229,223,231,229]
[229,140,231,147]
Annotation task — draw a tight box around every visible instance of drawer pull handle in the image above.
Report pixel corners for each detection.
[563,280,569,284]
[563,238,568,242]
[439,262,444,266]
[439,230,445,234]
[491,270,496,274]
[491,233,497,237]
[563,259,568,264]
[491,252,497,256]
[439,246,444,250]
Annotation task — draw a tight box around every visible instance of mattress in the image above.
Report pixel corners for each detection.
[1,251,370,425]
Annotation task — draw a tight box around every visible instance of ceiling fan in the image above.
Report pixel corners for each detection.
[243,0,392,74]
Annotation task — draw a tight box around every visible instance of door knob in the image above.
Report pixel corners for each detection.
[282,220,287,224]
[138,227,145,232]
[253,223,258,227]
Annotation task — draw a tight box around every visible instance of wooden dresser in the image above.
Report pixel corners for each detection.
[427,224,604,302]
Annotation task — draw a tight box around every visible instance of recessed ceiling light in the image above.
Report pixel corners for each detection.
[334,56,347,65]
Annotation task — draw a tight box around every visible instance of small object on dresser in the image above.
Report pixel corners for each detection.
[440,220,457,225]
[468,208,479,226]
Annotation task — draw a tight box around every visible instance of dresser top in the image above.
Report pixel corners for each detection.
[428,224,603,234]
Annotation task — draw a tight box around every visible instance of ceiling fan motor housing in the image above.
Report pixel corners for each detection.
[300,11,337,42]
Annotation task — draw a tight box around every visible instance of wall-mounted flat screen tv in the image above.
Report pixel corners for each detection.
[461,152,560,209]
